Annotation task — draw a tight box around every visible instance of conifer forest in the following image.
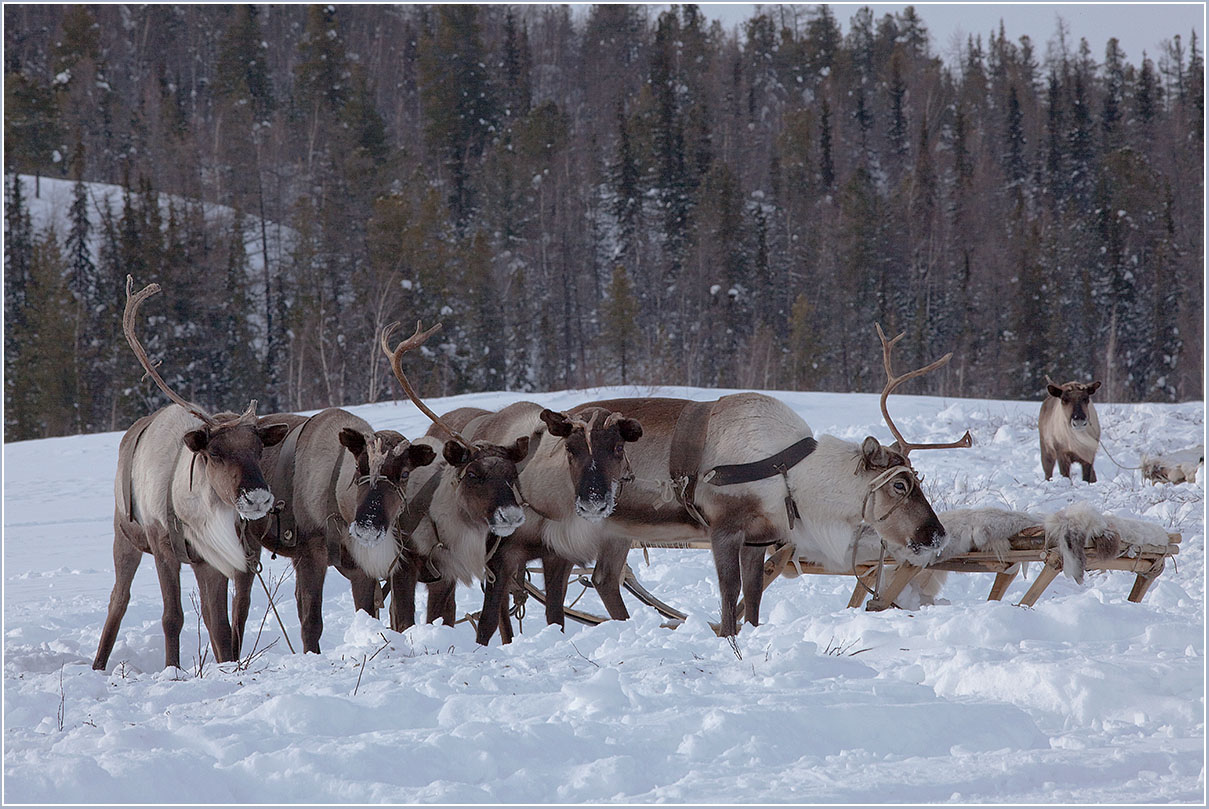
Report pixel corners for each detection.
[3,4,1204,440]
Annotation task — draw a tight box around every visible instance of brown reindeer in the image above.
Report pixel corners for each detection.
[245,408,435,653]
[446,402,644,645]
[375,322,532,634]
[546,325,969,636]
[1039,377,1101,482]
[93,278,290,672]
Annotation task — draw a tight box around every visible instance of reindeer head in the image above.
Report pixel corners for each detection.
[856,436,948,564]
[339,429,436,552]
[541,406,643,521]
[184,408,289,520]
[443,437,530,537]
[1046,379,1101,431]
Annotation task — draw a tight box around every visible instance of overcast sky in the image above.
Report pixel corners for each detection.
[695,3,1205,65]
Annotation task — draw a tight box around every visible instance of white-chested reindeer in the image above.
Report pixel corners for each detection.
[93,278,290,672]
[373,322,533,634]
[1039,376,1101,482]
[544,324,971,636]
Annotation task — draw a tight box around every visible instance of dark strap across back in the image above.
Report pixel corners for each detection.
[706,436,818,486]
[667,399,817,533]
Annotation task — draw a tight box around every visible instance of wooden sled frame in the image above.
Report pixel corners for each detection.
[521,528,1182,628]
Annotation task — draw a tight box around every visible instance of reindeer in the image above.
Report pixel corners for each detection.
[245,408,435,653]
[545,324,970,636]
[1039,377,1101,482]
[374,322,532,634]
[93,278,290,672]
[437,402,644,645]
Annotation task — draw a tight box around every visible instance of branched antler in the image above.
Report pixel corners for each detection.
[123,275,221,426]
[379,320,470,448]
[876,322,973,457]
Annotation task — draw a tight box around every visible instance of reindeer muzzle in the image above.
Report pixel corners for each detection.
[236,488,274,520]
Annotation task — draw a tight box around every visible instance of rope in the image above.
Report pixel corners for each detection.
[254,566,296,654]
[1096,434,1144,471]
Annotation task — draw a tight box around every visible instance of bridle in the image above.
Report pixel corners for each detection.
[859,464,920,525]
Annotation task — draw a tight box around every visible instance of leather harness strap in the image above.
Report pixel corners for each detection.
[668,400,716,528]
[119,414,156,525]
[667,401,816,535]
[269,417,313,550]
[395,471,444,583]
[165,443,200,565]
[705,436,818,487]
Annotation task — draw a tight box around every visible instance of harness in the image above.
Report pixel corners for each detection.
[263,417,313,555]
[164,442,202,565]
[668,401,816,538]
[395,471,444,582]
[859,464,919,524]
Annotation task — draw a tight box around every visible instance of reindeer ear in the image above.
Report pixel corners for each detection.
[1047,384,1064,398]
[1087,381,1101,395]
[861,436,892,468]
[618,418,643,442]
[508,435,531,464]
[257,423,291,448]
[338,428,367,456]
[183,429,209,453]
[540,409,574,437]
[407,443,437,468]
[443,441,472,467]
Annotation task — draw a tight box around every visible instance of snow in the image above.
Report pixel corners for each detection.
[3,385,1204,803]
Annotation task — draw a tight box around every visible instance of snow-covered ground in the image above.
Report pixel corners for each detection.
[3,385,1204,803]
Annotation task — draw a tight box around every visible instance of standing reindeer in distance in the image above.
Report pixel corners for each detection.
[1039,377,1101,482]
[93,277,290,672]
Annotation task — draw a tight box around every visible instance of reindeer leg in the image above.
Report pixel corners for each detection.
[93,519,146,671]
[1041,448,1055,480]
[293,538,328,654]
[192,561,235,663]
[230,565,254,660]
[591,536,632,621]
[426,577,457,626]
[476,553,509,645]
[739,544,768,627]
[710,529,744,637]
[1083,461,1097,483]
[541,551,573,628]
[1057,455,1072,479]
[345,566,379,619]
[389,559,418,632]
[149,539,184,671]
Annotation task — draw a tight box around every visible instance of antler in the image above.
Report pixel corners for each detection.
[876,322,973,457]
[123,275,219,426]
[379,320,470,448]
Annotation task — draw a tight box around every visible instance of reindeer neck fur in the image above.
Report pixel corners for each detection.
[401,438,490,585]
[129,406,248,579]
[784,435,881,570]
[1041,399,1101,459]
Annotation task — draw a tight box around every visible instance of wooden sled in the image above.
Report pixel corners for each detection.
[521,528,1182,628]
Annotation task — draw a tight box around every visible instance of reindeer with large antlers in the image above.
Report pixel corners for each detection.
[536,324,970,636]
[373,321,532,634]
[93,278,291,672]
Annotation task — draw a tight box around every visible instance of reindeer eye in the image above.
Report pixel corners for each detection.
[892,480,908,494]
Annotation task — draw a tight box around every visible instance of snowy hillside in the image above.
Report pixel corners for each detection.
[3,385,1204,803]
